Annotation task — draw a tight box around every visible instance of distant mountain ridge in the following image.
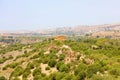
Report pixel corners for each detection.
[37,23,120,36]
[0,23,120,37]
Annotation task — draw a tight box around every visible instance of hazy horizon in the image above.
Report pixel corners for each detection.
[0,0,120,31]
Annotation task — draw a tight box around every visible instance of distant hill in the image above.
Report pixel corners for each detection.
[0,23,120,38]
[37,23,120,38]
[37,23,120,34]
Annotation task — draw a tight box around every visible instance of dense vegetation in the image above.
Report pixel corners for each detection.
[0,37,120,80]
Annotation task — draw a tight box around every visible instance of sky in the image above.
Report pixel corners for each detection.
[0,0,120,31]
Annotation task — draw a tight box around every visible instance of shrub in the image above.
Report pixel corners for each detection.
[74,63,87,80]
[8,62,19,69]
[38,50,44,57]
[49,73,56,80]
[22,68,31,78]
[42,58,49,64]
[26,62,34,69]
[33,75,42,80]
[63,74,77,80]
[33,68,41,76]
[22,78,27,80]
[89,75,104,80]
[12,77,20,80]
[74,63,87,75]
[117,59,120,63]
[24,50,27,54]
[109,68,120,76]
[77,54,81,60]
[45,66,50,70]
[0,58,5,64]
[2,66,7,70]
[59,54,65,61]
[55,72,65,80]
[32,60,40,67]
[56,61,64,70]
[48,59,57,67]
[31,54,40,59]
[8,55,13,60]
[87,63,102,78]
[0,76,7,80]
[76,71,86,80]
[59,64,69,73]
[10,66,24,77]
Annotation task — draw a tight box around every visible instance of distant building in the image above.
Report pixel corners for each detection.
[54,35,66,41]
